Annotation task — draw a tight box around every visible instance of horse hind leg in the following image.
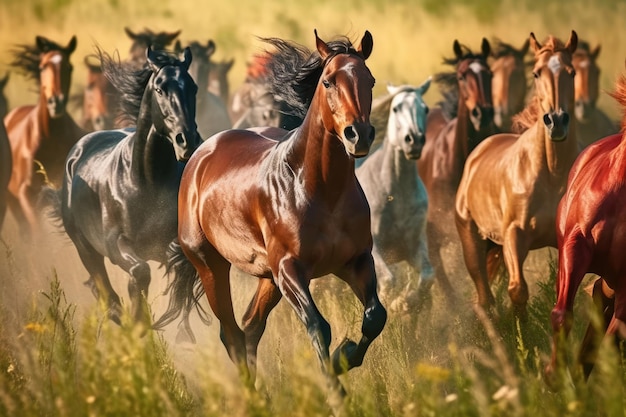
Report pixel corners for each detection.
[241,277,282,381]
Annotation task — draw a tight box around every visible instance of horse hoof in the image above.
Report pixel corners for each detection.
[331,338,359,375]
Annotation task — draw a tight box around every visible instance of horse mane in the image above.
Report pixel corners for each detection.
[98,47,182,127]
[511,35,570,133]
[434,43,486,119]
[260,35,362,121]
[609,71,626,132]
[9,36,68,85]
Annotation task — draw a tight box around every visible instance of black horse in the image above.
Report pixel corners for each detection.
[44,47,202,326]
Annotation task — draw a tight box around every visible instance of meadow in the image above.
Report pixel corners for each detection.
[1,0,626,415]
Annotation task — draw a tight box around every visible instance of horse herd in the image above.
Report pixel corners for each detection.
[0,26,625,397]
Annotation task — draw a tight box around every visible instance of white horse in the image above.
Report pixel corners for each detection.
[356,78,434,311]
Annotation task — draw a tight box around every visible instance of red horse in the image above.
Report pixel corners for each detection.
[546,65,626,382]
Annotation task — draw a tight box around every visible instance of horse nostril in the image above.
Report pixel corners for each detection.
[543,113,553,128]
[471,107,481,119]
[404,135,413,144]
[176,133,186,146]
[344,126,357,142]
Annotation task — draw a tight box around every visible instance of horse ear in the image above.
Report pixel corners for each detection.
[167,30,182,44]
[386,82,400,95]
[565,30,578,55]
[173,40,182,53]
[418,76,432,95]
[314,29,332,61]
[181,46,193,70]
[481,38,491,58]
[591,44,601,60]
[226,58,235,70]
[124,27,137,40]
[520,38,531,56]
[66,36,77,54]
[0,72,9,89]
[453,40,463,60]
[529,32,541,53]
[146,46,159,72]
[358,30,373,60]
[36,36,49,52]
[206,40,216,58]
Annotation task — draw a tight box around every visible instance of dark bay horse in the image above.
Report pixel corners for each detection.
[455,31,579,313]
[48,47,201,326]
[156,30,386,396]
[124,27,181,68]
[572,40,619,148]
[174,39,232,139]
[4,36,86,238]
[0,73,10,232]
[79,54,119,131]
[208,57,234,107]
[417,38,497,302]
[490,38,530,132]
[545,66,626,383]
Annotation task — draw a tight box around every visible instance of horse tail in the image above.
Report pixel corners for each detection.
[153,240,211,343]
[37,185,65,232]
[486,245,505,283]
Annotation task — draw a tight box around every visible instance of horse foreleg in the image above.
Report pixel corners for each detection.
[502,225,530,316]
[426,219,457,304]
[241,277,282,381]
[455,214,493,308]
[332,252,387,375]
[579,277,614,380]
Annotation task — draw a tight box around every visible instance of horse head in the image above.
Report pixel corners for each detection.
[530,30,577,141]
[454,38,494,131]
[315,29,376,158]
[490,38,530,129]
[208,57,234,104]
[386,77,431,160]
[83,55,116,130]
[572,40,601,122]
[37,35,76,119]
[125,27,181,67]
[146,46,200,161]
[175,39,216,92]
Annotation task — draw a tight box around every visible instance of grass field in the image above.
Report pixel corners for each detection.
[1,0,626,415]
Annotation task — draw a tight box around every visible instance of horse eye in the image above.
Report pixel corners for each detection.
[322,80,331,88]
[155,87,163,95]
[424,106,429,114]
[458,74,465,82]
[533,71,539,79]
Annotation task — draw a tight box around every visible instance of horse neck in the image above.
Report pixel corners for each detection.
[381,135,419,189]
[289,110,355,205]
[132,89,177,184]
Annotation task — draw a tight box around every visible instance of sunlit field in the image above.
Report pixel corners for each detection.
[1,0,626,415]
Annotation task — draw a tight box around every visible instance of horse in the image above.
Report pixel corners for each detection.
[572,40,619,149]
[417,38,497,303]
[0,72,11,232]
[80,54,119,131]
[490,38,530,132]
[208,57,234,106]
[174,39,232,139]
[454,31,579,314]
[355,78,434,311]
[544,65,626,384]
[4,35,86,239]
[155,30,386,397]
[45,46,201,326]
[124,27,181,68]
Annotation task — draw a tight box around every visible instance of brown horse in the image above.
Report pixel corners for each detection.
[0,72,11,232]
[455,31,579,313]
[156,30,386,396]
[80,54,119,131]
[545,65,626,383]
[417,38,497,302]
[490,38,530,132]
[4,36,86,238]
[124,27,181,68]
[572,40,619,149]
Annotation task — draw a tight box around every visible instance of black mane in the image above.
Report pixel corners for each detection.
[10,36,69,86]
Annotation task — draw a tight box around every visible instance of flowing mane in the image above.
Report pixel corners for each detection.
[434,43,486,119]
[98,48,183,127]
[9,37,69,86]
[511,35,571,133]
[609,71,626,132]
[261,35,366,121]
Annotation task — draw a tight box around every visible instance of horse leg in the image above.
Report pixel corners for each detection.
[502,225,530,316]
[578,277,614,379]
[332,252,387,375]
[545,235,590,384]
[426,219,457,303]
[455,214,494,308]
[414,222,435,305]
[241,277,282,381]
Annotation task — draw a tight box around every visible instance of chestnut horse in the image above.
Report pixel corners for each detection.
[44,47,201,326]
[156,30,386,396]
[80,54,119,131]
[0,73,10,232]
[174,39,232,139]
[572,40,619,149]
[4,36,85,238]
[455,31,579,313]
[545,67,626,383]
[417,38,497,302]
[490,38,530,132]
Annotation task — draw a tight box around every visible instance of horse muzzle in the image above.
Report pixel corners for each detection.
[574,100,592,122]
[470,105,495,131]
[173,130,201,161]
[47,95,66,119]
[403,133,425,160]
[543,110,570,141]
[343,123,375,158]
